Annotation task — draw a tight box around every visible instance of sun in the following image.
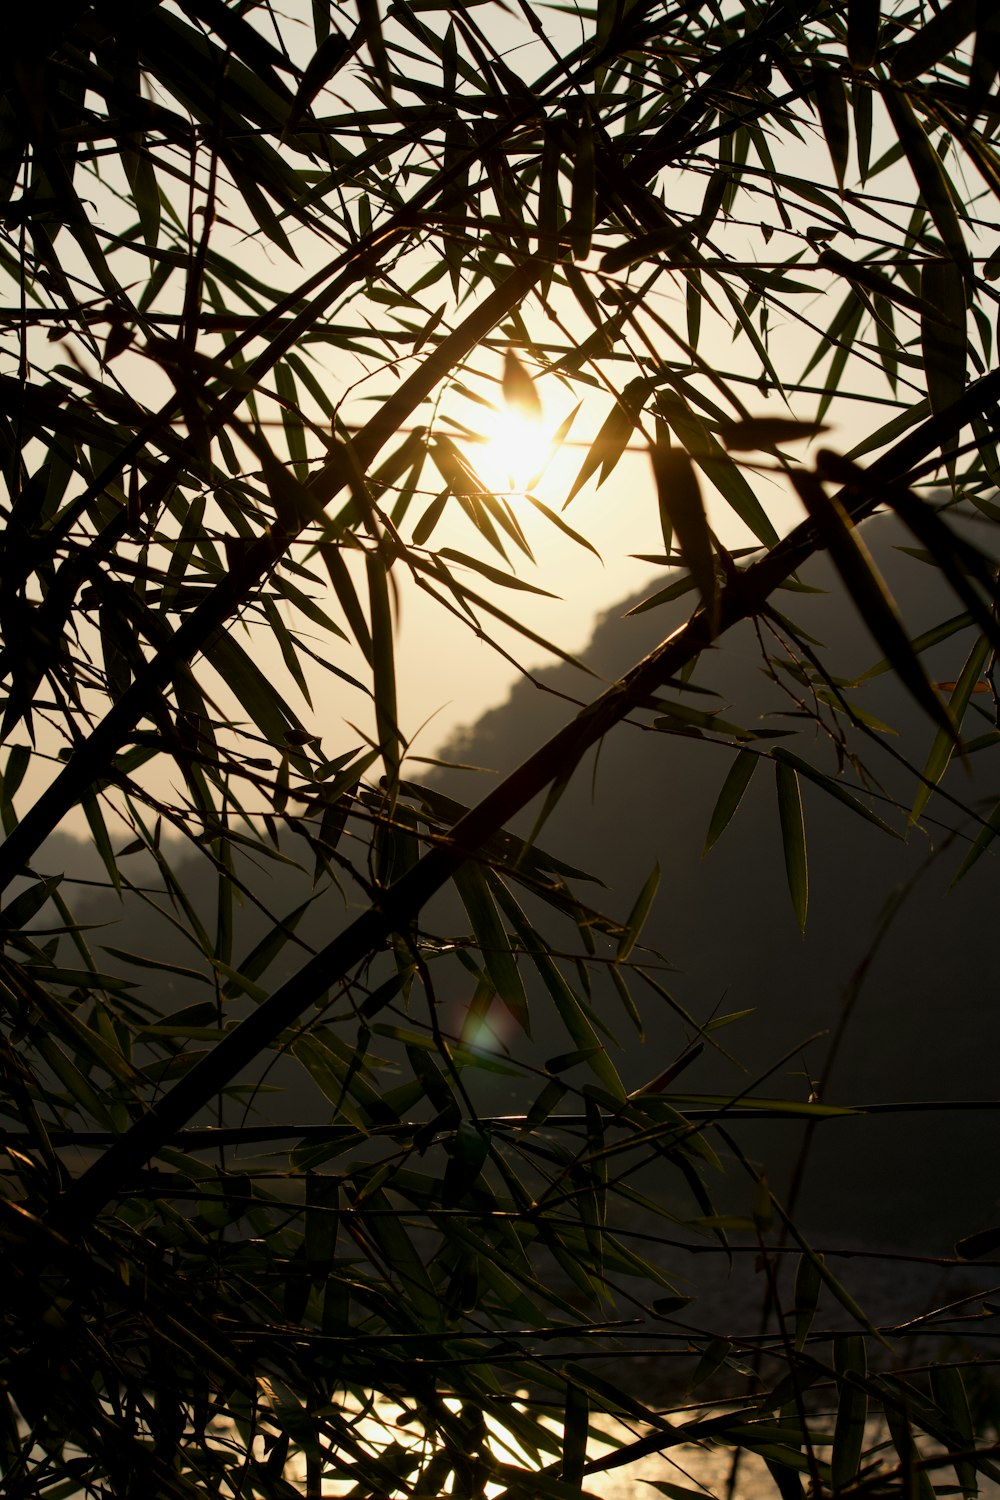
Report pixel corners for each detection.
[474,406,554,494]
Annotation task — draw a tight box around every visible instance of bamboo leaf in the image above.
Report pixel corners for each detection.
[889,0,976,82]
[832,1336,869,1491]
[921,258,967,422]
[770,747,901,838]
[953,790,1000,881]
[813,65,850,189]
[494,885,627,1103]
[704,748,759,854]
[910,633,991,825]
[356,0,392,94]
[502,349,542,421]
[600,225,694,274]
[565,398,636,507]
[616,861,660,961]
[649,440,717,630]
[719,417,829,451]
[453,865,530,1035]
[883,87,971,274]
[791,470,958,739]
[793,1251,823,1351]
[775,760,808,933]
[562,1382,589,1484]
[929,1365,977,1499]
[848,0,880,69]
[569,114,595,261]
[287,27,354,127]
[657,388,778,545]
[366,550,401,788]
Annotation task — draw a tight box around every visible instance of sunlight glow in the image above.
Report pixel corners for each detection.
[474,405,554,494]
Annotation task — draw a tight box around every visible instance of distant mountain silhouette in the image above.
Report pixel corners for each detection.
[60,515,1000,1252]
[426,514,1000,1250]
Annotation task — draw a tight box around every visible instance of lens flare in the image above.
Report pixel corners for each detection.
[475,406,553,494]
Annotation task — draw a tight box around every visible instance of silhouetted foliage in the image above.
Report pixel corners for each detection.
[2,1,1000,1496]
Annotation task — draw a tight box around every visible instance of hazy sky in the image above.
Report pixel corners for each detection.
[8,0,944,836]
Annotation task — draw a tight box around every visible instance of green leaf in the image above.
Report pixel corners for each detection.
[287,27,354,126]
[82,790,121,896]
[791,470,957,740]
[206,631,305,744]
[453,865,530,1035]
[832,1335,869,1490]
[910,632,991,825]
[443,1121,491,1205]
[600,224,694,275]
[616,860,660,961]
[704,748,758,854]
[494,885,626,1103]
[274,361,309,481]
[953,790,1000,881]
[656,387,778,545]
[770,747,901,839]
[793,1251,823,1351]
[929,1365,977,1499]
[775,760,808,933]
[859,611,973,679]
[691,1338,732,1390]
[356,0,392,93]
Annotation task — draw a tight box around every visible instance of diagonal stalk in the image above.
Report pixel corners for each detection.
[0,259,543,897]
[0,2,821,889]
[49,366,1000,1230]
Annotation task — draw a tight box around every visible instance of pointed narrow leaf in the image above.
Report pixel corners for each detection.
[954,790,1000,881]
[848,0,880,69]
[366,551,400,787]
[910,633,990,824]
[921,258,967,420]
[793,1251,823,1351]
[453,865,530,1034]
[883,88,970,273]
[929,1365,977,1499]
[813,65,850,189]
[832,1336,869,1491]
[565,400,635,507]
[493,885,626,1102]
[704,749,759,854]
[791,470,957,739]
[775,760,808,933]
[649,441,717,630]
[889,0,976,83]
[503,349,542,421]
[719,417,829,451]
[771,747,901,838]
[569,115,595,260]
[616,861,660,961]
[600,225,693,274]
[562,1382,589,1484]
